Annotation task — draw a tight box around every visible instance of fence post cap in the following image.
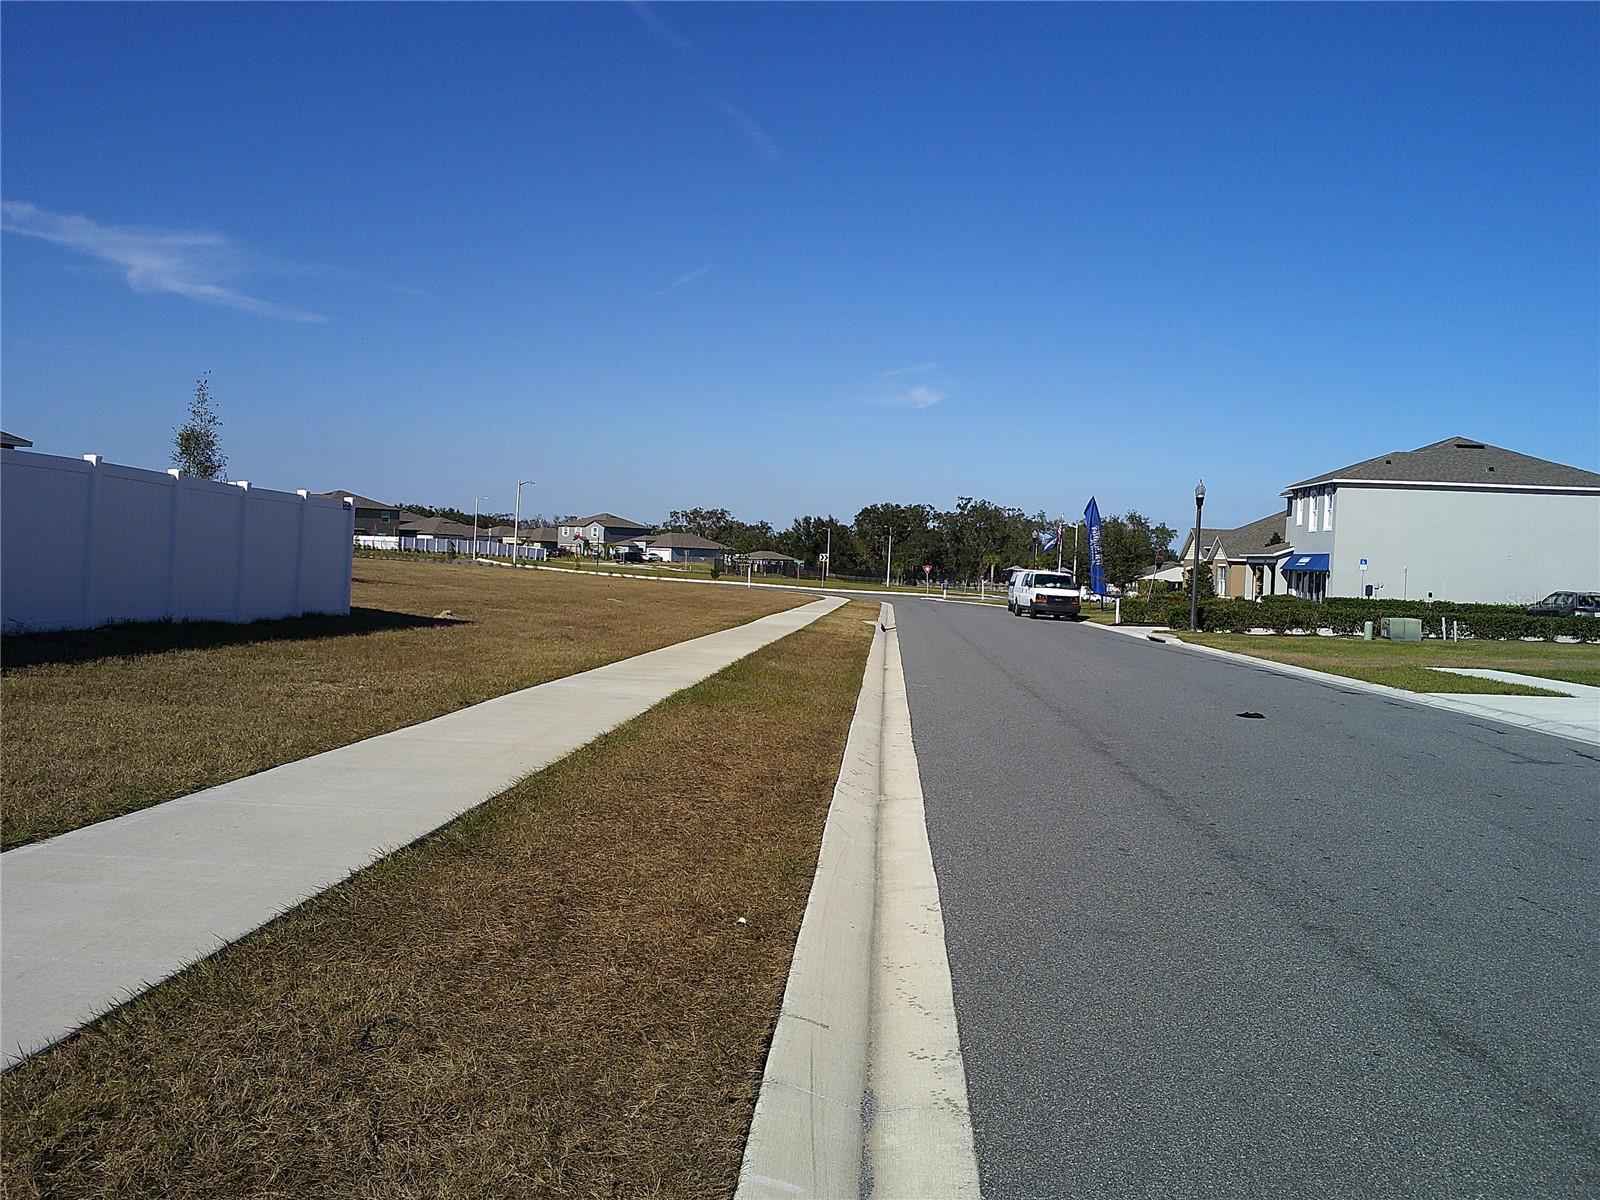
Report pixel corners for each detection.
[296,489,309,499]
[167,468,182,478]
[232,480,251,490]
[82,454,102,466]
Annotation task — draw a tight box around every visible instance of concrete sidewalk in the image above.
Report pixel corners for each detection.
[0,596,845,1068]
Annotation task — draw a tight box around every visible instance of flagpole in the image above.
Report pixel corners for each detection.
[1056,521,1064,572]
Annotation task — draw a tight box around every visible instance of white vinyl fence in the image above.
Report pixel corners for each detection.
[1,450,355,633]
[356,535,548,560]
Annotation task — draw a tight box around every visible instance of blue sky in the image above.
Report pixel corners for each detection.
[3,2,1595,530]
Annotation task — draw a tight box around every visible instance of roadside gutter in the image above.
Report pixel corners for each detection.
[736,603,980,1199]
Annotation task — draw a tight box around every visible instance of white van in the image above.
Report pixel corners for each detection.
[1007,570,1083,619]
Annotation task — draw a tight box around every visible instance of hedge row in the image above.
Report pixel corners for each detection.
[1118,596,1600,642]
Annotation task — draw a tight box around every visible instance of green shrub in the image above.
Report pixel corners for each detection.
[1116,593,1598,641]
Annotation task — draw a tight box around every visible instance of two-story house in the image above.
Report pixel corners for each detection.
[316,491,418,538]
[1279,436,1600,603]
[557,513,652,554]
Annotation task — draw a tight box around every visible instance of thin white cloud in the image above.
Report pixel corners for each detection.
[626,1,694,54]
[649,264,711,298]
[882,361,938,377]
[714,97,781,162]
[625,5,779,163]
[0,201,325,322]
[390,284,433,299]
[873,384,947,411]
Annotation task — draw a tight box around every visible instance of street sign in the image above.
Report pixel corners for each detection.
[1360,558,1368,568]
[922,564,933,577]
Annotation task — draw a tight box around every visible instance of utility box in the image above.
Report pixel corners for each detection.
[1380,617,1423,642]
[1362,620,1374,641]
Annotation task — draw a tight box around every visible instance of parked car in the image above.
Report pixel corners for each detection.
[1525,591,1600,617]
[1007,570,1083,619]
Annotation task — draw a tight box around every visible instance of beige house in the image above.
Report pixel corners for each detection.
[1177,512,1291,599]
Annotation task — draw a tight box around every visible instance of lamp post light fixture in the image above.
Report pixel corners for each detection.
[471,495,488,559]
[512,479,533,564]
[1190,480,1206,632]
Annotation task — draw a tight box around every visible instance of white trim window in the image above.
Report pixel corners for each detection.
[1323,490,1333,531]
[1215,564,1228,596]
[1308,493,1318,533]
[1295,495,1304,526]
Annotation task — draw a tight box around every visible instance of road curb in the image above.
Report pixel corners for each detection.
[736,603,980,1200]
[1085,621,1600,748]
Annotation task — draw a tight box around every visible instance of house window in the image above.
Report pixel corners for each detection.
[1295,496,1304,526]
[1307,494,1318,533]
[1215,565,1228,596]
[1323,491,1333,531]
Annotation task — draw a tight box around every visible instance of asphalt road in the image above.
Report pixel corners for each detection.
[892,599,1599,1199]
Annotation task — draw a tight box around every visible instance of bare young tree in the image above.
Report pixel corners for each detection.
[172,374,228,480]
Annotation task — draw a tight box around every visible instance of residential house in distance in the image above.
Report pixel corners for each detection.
[1278,435,1600,603]
[514,525,561,554]
[316,491,417,538]
[740,550,801,575]
[1177,512,1291,599]
[558,513,652,554]
[398,515,477,542]
[634,532,735,564]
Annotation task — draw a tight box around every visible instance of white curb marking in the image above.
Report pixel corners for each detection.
[738,603,980,1200]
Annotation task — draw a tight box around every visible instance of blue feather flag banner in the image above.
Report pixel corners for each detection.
[1084,497,1106,595]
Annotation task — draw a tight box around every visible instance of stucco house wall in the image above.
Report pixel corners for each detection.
[1320,486,1600,603]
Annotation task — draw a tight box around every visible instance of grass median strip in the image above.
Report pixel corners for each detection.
[1,600,877,1199]
[0,558,809,850]
[1170,632,1594,695]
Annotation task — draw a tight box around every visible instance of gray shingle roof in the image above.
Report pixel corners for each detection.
[399,515,476,538]
[1180,513,1287,561]
[1284,437,1600,491]
[317,490,395,510]
[570,513,650,529]
[640,532,734,551]
[1224,512,1290,556]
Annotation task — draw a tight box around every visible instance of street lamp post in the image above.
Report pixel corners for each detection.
[471,495,488,559]
[1190,480,1206,632]
[513,479,533,564]
[885,532,893,587]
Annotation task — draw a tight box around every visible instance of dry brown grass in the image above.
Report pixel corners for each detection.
[0,559,809,850]
[1,601,877,1199]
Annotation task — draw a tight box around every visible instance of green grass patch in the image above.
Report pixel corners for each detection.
[1173,632,1597,695]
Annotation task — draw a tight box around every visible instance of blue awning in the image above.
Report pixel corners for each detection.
[1284,553,1329,572]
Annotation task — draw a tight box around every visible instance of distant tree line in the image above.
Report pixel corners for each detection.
[661,501,1176,588]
